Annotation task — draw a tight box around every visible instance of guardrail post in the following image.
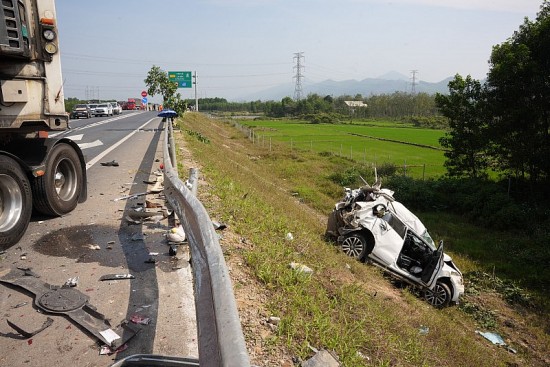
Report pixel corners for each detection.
[188,168,199,196]
[168,118,177,169]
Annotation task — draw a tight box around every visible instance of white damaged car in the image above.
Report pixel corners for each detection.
[326,181,464,307]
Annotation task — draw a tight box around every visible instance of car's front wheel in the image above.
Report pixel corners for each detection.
[424,281,451,308]
[341,233,369,261]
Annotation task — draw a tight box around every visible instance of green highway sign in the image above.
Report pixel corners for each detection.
[168,71,192,88]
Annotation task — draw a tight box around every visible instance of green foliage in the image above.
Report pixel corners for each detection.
[435,74,489,178]
[486,4,550,182]
[327,166,374,187]
[64,97,87,113]
[144,65,187,116]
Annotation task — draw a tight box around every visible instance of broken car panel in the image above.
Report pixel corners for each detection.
[326,181,464,308]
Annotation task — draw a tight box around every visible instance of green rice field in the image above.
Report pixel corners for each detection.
[235,119,448,178]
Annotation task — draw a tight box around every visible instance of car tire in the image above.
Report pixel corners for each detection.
[341,232,369,261]
[31,143,83,216]
[424,281,451,308]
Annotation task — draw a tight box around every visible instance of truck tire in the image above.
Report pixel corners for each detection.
[31,143,83,216]
[0,155,32,247]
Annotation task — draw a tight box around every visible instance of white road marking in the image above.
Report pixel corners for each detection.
[78,139,104,150]
[65,134,84,141]
[86,117,160,170]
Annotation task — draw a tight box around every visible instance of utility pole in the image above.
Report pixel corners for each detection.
[193,71,198,112]
[293,52,304,101]
[410,69,418,94]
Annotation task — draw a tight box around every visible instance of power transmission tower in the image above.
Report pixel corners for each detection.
[410,70,419,94]
[293,52,304,101]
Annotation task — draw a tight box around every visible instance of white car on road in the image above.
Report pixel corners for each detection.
[95,103,113,117]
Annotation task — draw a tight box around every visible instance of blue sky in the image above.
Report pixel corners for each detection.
[56,0,543,102]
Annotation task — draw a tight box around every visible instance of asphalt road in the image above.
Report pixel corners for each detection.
[0,111,198,366]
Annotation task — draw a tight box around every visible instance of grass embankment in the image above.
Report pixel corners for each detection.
[175,113,549,367]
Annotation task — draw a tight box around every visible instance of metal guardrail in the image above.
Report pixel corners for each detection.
[162,120,251,367]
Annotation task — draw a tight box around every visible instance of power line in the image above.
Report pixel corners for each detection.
[293,52,304,101]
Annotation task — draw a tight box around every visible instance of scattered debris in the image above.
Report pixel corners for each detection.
[145,200,162,208]
[12,302,28,309]
[16,267,40,278]
[131,233,145,241]
[167,226,186,244]
[475,330,517,354]
[99,274,135,281]
[0,267,139,348]
[125,215,142,225]
[64,276,79,287]
[113,192,150,202]
[6,317,54,338]
[130,314,151,325]
[169,245,178,256]
[212,221,227,230]
[301,349,340,367]
[289,262,313,275]
[100,343,128,356]
[100,160,119,167]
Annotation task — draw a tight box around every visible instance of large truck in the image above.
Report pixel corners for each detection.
[1,0,87,247]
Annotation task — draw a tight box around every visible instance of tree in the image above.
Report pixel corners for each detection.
[144,66,187,116]
[485,1,550,182]
[435,74,488,178]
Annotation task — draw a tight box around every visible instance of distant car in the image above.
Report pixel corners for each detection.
[70,104,91,119]
[110,102,122,115]
[88,103,98,116]
[95,103,113,117]
[325,181,465,308]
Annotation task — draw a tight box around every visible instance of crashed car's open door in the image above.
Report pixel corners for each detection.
[420,242,445,288]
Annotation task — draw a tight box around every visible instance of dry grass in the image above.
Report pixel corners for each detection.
[174,113,549,367]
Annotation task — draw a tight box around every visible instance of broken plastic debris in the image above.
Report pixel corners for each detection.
[131,233,145,241]
[16,267,40,278]
[289,262,313,275]
[167,226,186,243]
[99,343,128,355]
[99,328,121,345]
[99,274,135,281]
[130,314,151,325]
[100,160,119,167]
[88,244,101,250]
[302,349,340,367]
[113,192,150,202]
[64,276,79,287]
[419,325,429,335]
[475,330,505,346]
[285,232,294,241]
[7,317,54,338]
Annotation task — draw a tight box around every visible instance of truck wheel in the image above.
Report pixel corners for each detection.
[32,143,83,216]
[0,156,32,247]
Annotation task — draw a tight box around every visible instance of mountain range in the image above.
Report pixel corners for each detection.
[237,71,453,101]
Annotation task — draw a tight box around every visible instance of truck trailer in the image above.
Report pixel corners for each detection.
[1,0,87,247]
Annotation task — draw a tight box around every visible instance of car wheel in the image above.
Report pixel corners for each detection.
[341,233,369,261]
[424,281,451,308]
